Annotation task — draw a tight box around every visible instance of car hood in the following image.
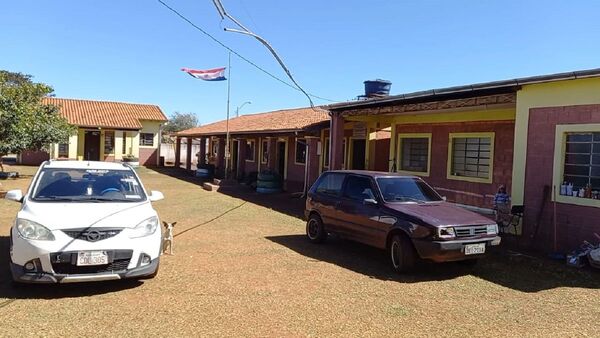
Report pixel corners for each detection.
[17,201,157,230]
[384,201,493,227]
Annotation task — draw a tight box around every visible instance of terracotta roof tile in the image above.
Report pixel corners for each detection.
[43,97,167,130]
[178,107,329,136]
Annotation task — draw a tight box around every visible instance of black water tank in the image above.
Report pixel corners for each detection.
[364,79,392,97]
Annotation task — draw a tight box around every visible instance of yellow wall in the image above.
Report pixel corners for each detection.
[511,77,600,205]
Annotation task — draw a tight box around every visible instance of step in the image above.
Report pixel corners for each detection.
[202,182,219,192]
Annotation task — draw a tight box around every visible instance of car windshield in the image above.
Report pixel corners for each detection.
[31,168,146,202]
[376,177,443,203]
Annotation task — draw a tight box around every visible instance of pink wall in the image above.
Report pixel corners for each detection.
[523,104,600,252]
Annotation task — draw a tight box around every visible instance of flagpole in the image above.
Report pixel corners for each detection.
[225,51,232,179]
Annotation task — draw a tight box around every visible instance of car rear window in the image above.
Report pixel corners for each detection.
[315,173,345,196]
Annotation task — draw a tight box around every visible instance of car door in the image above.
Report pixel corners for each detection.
[309,172,346,232]
[336,175,384,246]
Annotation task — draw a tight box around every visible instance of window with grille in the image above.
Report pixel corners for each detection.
[450,136,492,180]
[399,137,429,173]
[564,132,600,191]
[245,140,255,161]
[323,137,330,168]
[58,143,69,158]
[295,138,307,164]
[104,131,114,154]
[139,133,154,146]
[261,139,269,164]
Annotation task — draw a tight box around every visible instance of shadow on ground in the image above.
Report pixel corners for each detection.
[0,236,142,300]
[266,234,600,293]
[150,167,306,219]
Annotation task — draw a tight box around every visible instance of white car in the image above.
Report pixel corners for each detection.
[5,160,164,283]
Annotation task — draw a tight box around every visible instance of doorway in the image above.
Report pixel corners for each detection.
[84,130,101,161]
[351,139,366,170]
[277,141,287,179]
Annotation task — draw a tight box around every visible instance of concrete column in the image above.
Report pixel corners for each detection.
[174,137,182,168]
[185,137,193,170]
[367,122,377,170]
[306,137,320,190]
[198,138,206,166]
[388,123,397,172]
[330,113,345,170]
[266,138,277,171]
[237,138,247,180]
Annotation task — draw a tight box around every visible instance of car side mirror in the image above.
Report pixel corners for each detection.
[442,196,447,201]
[5,189,23,203]
[148,190,164,202]
[363,198,378,205]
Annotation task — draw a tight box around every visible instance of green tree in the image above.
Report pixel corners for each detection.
[163,112,199,134]
[0,70,75,171]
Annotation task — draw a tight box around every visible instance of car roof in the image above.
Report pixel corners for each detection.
[42,160,132,170]
[324,170,419,179]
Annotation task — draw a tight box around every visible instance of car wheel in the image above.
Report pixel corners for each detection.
[389,234,416,273]
[306,215,327,243]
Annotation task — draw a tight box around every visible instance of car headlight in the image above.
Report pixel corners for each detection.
[487,223,498,235]
[16,219,55,241]
[436,227,455,239]
[129,216,159,238]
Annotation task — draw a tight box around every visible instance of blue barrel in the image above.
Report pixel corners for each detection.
[364,79,391,97]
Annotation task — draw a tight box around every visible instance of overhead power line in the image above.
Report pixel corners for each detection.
[157,0,339,103]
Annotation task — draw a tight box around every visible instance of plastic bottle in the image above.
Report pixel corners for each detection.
[566,183,573,196]
[560,182,567,195]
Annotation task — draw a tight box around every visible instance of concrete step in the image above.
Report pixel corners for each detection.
[202,182,219,192]
[213,178,236,186]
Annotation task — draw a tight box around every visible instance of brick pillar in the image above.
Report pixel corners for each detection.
[185,137,193,170]
[267,137,277,171]
[330,113,345,170]
[198,138,206,166]
[174,137,182,168]
[237,138,247,180]
[217,138,225,178]
[306,137,320,190]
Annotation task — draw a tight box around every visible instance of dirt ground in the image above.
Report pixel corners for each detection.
[0,165,599,337]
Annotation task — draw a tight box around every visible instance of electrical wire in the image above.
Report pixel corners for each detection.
[157,0,339,103]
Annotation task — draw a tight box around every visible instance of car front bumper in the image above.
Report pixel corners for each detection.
[10,227,161,283]
[412,236,501,262]
[10,258,159,283]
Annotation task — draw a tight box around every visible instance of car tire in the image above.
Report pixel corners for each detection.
[389,234,416,273]
[306,214,327,243]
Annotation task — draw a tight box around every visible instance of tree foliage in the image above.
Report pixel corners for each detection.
[0,70,75,170]
[163,112,199,134]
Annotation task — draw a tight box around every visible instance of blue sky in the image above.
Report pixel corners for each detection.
[2,1,599,124]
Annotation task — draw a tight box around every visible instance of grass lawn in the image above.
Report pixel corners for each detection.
[0,164,598,337]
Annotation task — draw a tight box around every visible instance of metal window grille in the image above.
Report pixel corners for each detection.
[400,138,429,172]
[564,132,600,190]
[451,137,491,179]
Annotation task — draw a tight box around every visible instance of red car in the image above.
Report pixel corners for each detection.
[305,170,501,272]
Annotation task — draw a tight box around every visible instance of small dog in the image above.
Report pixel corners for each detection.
[162,221,176,255]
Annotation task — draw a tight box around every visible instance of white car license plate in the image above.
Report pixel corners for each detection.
[464,243,486,255]
[77,251,109,266]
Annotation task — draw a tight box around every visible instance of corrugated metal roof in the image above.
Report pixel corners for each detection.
[328,68,600,111]
[178,107,329,137]
[43,97,167,129]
